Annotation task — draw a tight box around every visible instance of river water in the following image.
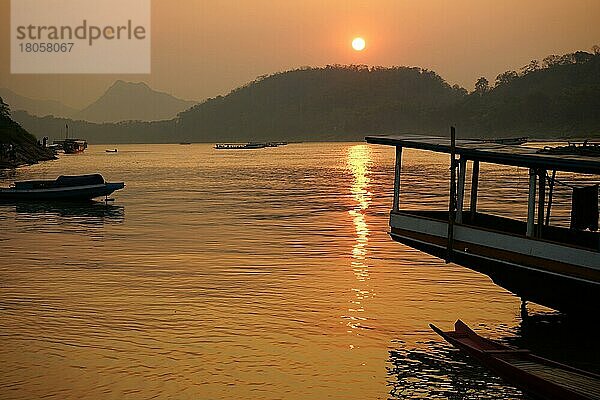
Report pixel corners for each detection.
[0,143,598,399]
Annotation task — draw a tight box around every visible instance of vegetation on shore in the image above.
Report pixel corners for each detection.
[0,98,56,169]
[11,48,600,143]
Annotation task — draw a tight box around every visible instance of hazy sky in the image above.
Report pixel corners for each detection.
[1,0,599,109]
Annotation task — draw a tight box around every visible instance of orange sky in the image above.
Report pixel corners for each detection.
[1,0,599,108]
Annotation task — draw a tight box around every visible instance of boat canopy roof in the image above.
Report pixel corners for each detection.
[365,135,600,175]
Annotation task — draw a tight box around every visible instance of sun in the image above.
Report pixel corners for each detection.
[352,37,366,51]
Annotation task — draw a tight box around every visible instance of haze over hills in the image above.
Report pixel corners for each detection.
[1,81,197,123]
[10,50,600,144]
[0,88,77,119]
[73,81,197,123]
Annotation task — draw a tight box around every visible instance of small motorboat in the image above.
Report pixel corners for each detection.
[0,174,125,201]
[106,149,118,153]
[431,320,600,400]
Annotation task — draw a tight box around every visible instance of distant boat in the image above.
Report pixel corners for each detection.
[538,141,600,157]
[106,149,118,153]
[53,138,88,154]
[0,174,125,201]
[264,141,288,147]
[53,124,88,154]
[431,320,600,400]
[63,139,88,154]
[215,143,267,150]
[486,137,529,145]
[179,142,192,145]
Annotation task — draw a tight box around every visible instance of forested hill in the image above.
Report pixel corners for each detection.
[178,65,466,141]
[11,50,600,143]
[455,51,600,136]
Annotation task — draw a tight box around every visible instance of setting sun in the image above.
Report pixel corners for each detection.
[352,37,366,51]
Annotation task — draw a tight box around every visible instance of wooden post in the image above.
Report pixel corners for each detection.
[393,146,403,212]
[526,169,537,237]
[545,170,556,226]
[470,160,480,221]
[447,126,457,262]
[537,169,546,237]
[456,156,467,224]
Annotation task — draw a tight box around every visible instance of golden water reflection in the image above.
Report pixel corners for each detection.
[345,144,374,334]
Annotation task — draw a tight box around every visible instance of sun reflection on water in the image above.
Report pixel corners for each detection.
[345,144,374,334]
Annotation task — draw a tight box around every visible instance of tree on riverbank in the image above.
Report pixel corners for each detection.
[0,97,55,168]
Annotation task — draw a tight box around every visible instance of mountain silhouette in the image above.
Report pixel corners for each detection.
[73,81,197,123]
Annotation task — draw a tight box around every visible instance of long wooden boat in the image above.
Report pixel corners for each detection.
[431,320,600,400]
[215,143,267,150]
[366,133,600,315]
[485,137,529,145]
[0,174,124,201]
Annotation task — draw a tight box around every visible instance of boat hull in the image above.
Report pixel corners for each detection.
[390,211,600,315]
[0,183,125,201]
[431,321,600,400]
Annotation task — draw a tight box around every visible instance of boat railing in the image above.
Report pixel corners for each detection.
[394,209,600,252]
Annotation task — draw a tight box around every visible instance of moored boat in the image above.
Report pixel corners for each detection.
[431,320,600,400]
[0,174,125,201]
[53,125,87,154]
[366,133,600,315]
[53,138,88,154]
[62,139,88,154]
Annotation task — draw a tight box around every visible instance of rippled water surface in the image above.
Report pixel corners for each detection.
[1,143,598,399]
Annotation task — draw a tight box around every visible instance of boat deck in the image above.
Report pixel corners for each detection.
[505,357,600,399]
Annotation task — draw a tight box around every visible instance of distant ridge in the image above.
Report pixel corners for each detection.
[0,87,76,118]
[12,49,600,143]
[74,81,197,123]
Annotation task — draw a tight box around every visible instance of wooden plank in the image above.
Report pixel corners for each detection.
[537,169,546,237]
[456,156,467,223]
[527,170,537,238]
[393,146,402,212]
[470,160,479,218]
[447,127,457,262]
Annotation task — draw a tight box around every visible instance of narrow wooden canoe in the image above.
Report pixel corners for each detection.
[430,320,600,400]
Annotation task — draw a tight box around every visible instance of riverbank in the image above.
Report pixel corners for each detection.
[0,124,56,169]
